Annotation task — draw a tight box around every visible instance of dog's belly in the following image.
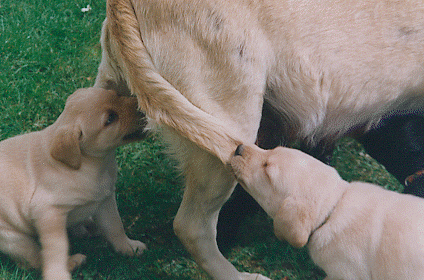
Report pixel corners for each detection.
[264,3,424,145]
[140,0,424,148]
[266,1,424,144]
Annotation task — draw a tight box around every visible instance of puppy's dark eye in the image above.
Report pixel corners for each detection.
[105,111,118,126]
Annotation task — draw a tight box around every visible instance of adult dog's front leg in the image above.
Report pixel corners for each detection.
[172,145,271,280]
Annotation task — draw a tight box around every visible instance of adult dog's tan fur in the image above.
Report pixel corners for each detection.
[95,0,424,279]
[231,144,424,279]
[0,88,147,280]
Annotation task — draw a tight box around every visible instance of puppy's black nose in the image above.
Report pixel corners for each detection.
[235,144,244,156]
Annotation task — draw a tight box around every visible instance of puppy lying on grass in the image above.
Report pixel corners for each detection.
[231,144,424,280]
[0,88,147,280]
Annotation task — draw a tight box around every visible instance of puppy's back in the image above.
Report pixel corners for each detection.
[374,190,424,279]
[0,131,44,233]
[321,183,424,279]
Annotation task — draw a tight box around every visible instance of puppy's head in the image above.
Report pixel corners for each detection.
[230,144,344,248]
[50,87,147,169]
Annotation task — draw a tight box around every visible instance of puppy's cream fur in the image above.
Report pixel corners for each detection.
[231,144,424,280]
[0,88,147,280]
[95,0,424,278]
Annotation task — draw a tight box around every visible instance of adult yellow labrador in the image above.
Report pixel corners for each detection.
[94,0,424,279]
[0,88,147,280]
[231,144,424,279]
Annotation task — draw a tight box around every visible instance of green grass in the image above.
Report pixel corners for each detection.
[0,1,403,279]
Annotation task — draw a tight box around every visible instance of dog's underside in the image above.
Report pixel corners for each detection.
[95,0,424,279]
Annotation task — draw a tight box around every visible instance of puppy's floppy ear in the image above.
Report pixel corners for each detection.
[273,196,314,248]
[50,125,82,170]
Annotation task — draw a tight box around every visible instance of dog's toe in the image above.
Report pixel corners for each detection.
[129,239,148,256]
[115,239,147,256]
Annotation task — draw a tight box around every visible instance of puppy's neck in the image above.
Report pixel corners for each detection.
[307,185,348,244]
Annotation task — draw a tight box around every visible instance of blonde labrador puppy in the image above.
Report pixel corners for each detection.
[0,88,147,280]
[94,0,424,279]
[231,144,424,279]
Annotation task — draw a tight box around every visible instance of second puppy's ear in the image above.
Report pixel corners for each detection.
[50,125,82,170]
[273,196,314,248]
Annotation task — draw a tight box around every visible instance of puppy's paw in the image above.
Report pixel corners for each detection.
[240,272,272,280]
[128,239,148,256]
[67,253,87,271]
[115,239,147,256]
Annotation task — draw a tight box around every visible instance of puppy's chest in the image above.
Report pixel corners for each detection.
[88,171,116,199]
[66,173,116,226]
[62,165,115,198]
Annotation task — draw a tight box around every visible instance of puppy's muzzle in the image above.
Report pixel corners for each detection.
[234,144,244,156]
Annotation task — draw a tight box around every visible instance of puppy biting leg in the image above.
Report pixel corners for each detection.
[94,195,147,256]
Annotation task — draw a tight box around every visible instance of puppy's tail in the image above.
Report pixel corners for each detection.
[103,0,241,163]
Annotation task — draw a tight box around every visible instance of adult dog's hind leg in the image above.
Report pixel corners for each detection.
[217,101,287,251]
[171,137,271,280]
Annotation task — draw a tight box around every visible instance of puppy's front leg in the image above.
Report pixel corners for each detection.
[94,195,147,256]
[35,207,72,280]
